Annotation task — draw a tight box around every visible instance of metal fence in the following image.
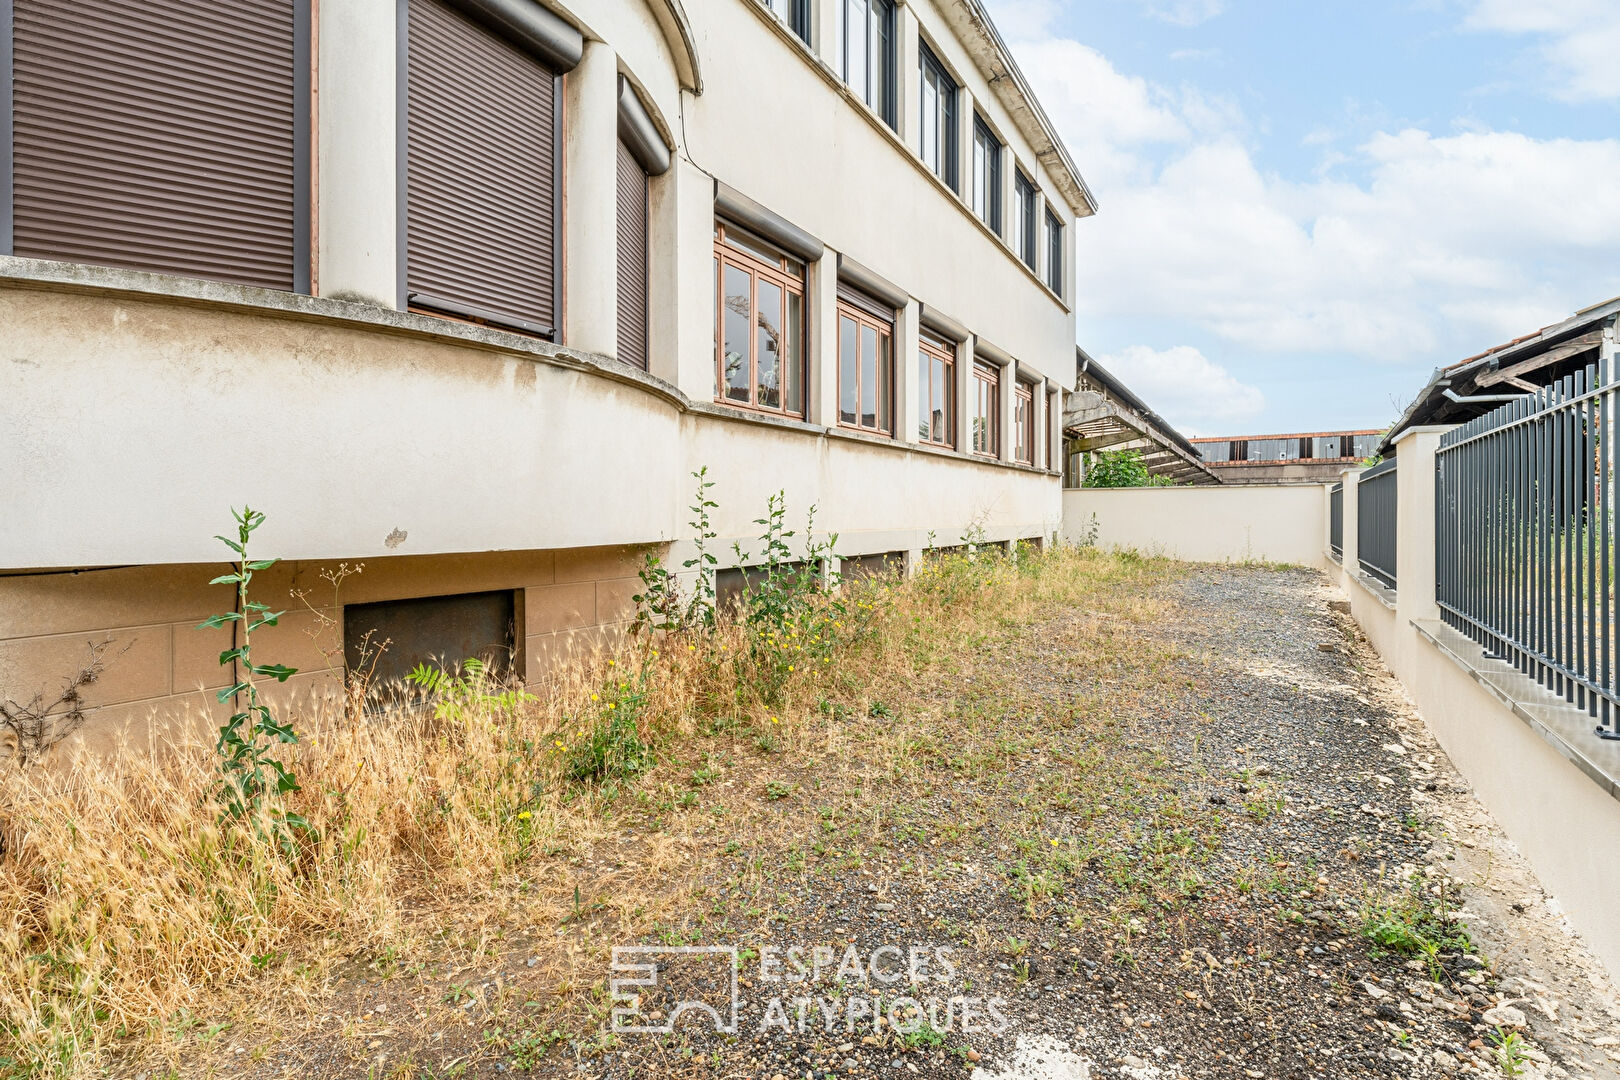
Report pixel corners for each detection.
[1357,458,1398,588]
[1329,482,1344,559]
[1435,361,1618,738]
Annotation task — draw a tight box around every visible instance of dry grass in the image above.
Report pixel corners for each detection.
[0,544,1180,1077]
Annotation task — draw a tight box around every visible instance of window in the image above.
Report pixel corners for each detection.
[917,333,956,446]
[971,360,1000,457]
[1044,390,1054,469]
[1045,208,1063,295]
[616,139,650,369]
[971,117,1002,233]
[344,590,517,702]
[1012,170,1037,269]
[714,221,805,417]
[764,0,812,45]
[1229,439,1249,462]
[405,0,563,337]
[837,291,894,435]
[6,0,309,290]
[841,552,906,582]
[840,0,896,127]
[919,43,957,190]
[1013,380,1035,465]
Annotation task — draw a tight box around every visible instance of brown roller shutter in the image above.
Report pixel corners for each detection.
[615,138,649,370]
[405,0,559,337]
[7,0,306,290]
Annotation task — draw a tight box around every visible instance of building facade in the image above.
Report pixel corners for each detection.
[0,0,1092,748]
[1189,430,1383,485]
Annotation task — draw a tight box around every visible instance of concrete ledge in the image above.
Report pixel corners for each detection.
[1413,618,1620,803]
[1352,570,1397,610]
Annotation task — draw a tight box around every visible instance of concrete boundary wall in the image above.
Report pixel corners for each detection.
[1060,439,1620,978]
[1326,428,1620,978]
[1061,485,1329,567]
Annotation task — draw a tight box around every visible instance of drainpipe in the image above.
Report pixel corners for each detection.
[1442,387,1524,405]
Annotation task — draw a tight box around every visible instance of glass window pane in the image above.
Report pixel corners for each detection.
[722,226,791,269]
[920,77,936,171]
[876,330,891,431]
[860,323,878,428]
[756,278,783,410]
[839,316,859,425]
[916,350,931,441]
[784,291,802,416]
[972,134,985,216]
[846,0,867,98]
[931,357,946,442]
[871,1,890,120]
[723,264,751,403]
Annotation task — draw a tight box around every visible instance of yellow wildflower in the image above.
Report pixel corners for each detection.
[518,811,532,820]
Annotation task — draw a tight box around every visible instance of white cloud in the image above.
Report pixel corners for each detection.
[1464,0,1620,102]
[1099,345,1264,434]
[991,5,1620,371]
[1136,0,1224,28]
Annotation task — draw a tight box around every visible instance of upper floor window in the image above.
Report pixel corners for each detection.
[5,0,309,291]
[616,139,650,369]
[837,290,894,436]
[1012,170,1037,269]
[715,221,805,418]
[841,0,896,128]
[1045,208,1063,295]
[971,117,1002,234]
[1013,380,1035,465]
[919,43,957,191]
[764,0,813,45]
[917,333,956,447]
[971,360,1000,457]
[405,0,568,338]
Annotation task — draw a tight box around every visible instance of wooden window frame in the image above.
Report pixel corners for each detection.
[713,220,807,419]
[971,359,1000,458]
[1044,390,1055,470]
[917,333,956,447]
[836,295,895,437]
[1013,379,1035,465]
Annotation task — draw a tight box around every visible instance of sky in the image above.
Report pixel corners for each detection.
[982,0,1620,437]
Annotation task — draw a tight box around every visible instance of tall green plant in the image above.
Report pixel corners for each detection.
[198,507,305,836]
[1082,449,1176,488]
[682,466,719,628]
[632,468,720,635]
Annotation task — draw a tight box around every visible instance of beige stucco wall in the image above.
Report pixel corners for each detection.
[1060,485,1331,567]
[0,544,652,759]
